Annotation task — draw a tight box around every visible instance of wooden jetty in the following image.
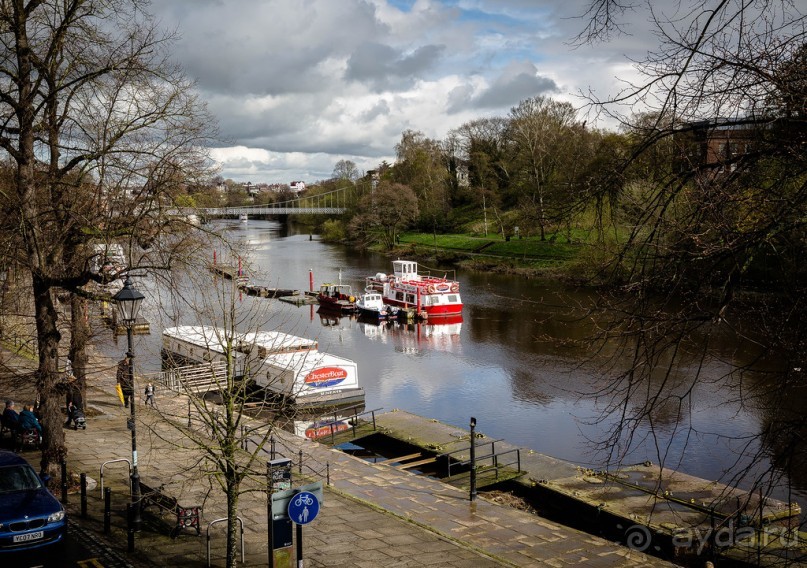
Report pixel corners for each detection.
[323,409,807,567]
[278,295,317,306]
[209,263,248,286]
[100,301,150,335]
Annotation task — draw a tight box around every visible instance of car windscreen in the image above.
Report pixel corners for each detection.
[0,464,43,492]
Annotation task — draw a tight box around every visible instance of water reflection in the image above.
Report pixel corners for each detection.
[100,219,806,516]
[355,315,462,355]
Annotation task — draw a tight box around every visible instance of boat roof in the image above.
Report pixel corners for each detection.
[239,330,317,352]
[259,350,356,372]
[164,326,318,355]
[163,326,234,354]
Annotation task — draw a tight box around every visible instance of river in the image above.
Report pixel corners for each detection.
[114,219,806,518]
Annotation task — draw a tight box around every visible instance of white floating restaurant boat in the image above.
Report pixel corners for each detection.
[161,326,364,407]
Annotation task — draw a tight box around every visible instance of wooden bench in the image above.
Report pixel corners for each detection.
[138,480,202,538]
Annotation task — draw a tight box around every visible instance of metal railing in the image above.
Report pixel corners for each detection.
[206,517,244,567]
[314,407,383,444]
[442,440,521,481]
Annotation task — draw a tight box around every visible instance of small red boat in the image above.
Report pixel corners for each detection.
[317,283,358,314]
[365,260,462,318]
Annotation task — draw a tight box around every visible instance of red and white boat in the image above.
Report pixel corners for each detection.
[365,260,462,318]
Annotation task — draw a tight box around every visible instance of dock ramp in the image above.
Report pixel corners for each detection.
[149,362,230,394]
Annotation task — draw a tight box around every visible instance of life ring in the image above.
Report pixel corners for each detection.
[427,284,436,294]
[450,283,459,293]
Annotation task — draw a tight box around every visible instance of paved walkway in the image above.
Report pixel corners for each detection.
[4,348,676,567]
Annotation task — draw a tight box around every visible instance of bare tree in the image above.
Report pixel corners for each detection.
[0,1,214,475]
[507,97,580,240]
[575,0,807,523]
[147,249,311,568]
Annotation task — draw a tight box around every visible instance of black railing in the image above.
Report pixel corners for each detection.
[442,440,521,481]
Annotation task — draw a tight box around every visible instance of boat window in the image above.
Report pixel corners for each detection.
[448,295,458,302]
[406,294,415,303]
[396,292,404,301]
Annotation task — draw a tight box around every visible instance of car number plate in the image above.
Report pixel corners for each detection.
[13,531,44,543]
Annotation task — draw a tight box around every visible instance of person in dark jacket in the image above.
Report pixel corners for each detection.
[64,376,84,427]
[2,400,19,433]
[116,355,133,408]
[18,404,42,434]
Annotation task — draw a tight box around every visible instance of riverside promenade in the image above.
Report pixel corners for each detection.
[3,348,675,567]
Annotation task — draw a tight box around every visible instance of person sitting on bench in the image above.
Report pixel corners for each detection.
[2,400,19,433]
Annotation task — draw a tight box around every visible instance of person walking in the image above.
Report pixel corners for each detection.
[116,355,134,408]
[64,375,84,427]
[144,382,156,408]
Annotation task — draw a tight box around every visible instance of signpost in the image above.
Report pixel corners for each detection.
[267,459,293,568]
[283,482,323,568]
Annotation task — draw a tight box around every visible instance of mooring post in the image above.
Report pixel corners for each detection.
[104,488,112,534]
[470,417,477,502]
[80,473,87,518]
[61,459,68,504]
[127,503,135,552]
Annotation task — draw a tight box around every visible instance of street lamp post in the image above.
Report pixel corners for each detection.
[113,277,145,532]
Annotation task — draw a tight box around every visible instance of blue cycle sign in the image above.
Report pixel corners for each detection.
[287,491,320,525]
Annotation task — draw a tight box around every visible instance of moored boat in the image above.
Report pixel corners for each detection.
[355,291,396,320]
[365,260,462,318]
[317,283,358,313]
[161,326,364,408]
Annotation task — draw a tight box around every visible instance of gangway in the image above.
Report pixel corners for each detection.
[148,362,230,394]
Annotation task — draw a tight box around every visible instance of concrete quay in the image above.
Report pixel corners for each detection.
[4,349,673,567]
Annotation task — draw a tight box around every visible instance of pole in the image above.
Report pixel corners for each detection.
[80,473,87,518]
[60,460,68,504]
[296,524,303,568]
[267,463,274,568]
[127,325,142,531]
[470,417,477,502]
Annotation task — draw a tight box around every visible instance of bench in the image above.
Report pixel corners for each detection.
[138,480,202,538]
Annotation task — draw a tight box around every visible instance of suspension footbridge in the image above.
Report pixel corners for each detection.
[177,187,349,219]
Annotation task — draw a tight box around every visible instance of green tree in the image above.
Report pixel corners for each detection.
[393,130,451,234]
[348,181,418,249]
[507,97,579,240]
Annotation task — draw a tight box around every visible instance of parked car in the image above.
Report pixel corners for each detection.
[0,450,66,554]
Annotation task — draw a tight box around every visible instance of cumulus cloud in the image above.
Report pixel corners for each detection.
[148,0,650,182]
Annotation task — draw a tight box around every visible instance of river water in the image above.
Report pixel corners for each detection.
[118,219,805,515]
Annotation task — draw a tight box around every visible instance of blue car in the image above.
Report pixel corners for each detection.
[0,450,66,554]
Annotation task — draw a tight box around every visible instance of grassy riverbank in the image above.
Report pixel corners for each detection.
[381,230,598,280]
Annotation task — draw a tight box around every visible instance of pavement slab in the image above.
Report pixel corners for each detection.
[2,347,677,567]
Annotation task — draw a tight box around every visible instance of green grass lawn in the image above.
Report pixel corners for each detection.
[398,232,580,262]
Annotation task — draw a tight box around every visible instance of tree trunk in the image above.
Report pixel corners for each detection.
[226,467,239,567]
[32,276,66,476]
[70,294,90,404]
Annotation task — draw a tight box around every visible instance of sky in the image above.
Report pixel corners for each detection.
[151,0,651,184]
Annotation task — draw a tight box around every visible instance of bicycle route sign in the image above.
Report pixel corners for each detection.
[287,490,320,525]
